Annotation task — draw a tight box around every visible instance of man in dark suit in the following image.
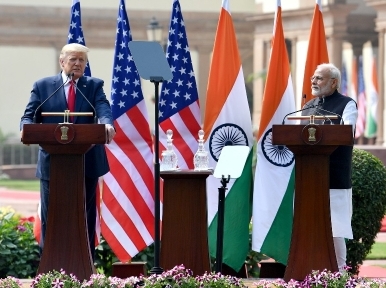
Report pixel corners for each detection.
[20,43,116,260]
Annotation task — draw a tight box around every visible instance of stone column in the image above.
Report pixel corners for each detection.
[352,42,365,144]
[329,36,343,71]
[252,36,269,129]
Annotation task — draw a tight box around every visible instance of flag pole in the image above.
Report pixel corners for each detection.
[150,77,164,275]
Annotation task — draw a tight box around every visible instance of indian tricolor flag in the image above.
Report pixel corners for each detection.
[302,0,329,104]
[350,56,358,103]
[204,0,253,272]
[252,0,296,265]
[364,55,378,138]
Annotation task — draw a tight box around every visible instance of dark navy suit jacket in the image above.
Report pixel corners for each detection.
[20,73,114,180]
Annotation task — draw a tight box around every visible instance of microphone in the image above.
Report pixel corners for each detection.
[314,106,343,124]
[33,73,72,123]
[282,101,316,124]
[314,96,343,124]
[313,109,333,124]
[72,80,98,124]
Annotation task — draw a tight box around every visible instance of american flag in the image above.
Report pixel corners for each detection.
[67,0,91,76]
[356,55,366,138]
[68,0,101,244]
[159,0,201,169]
[341,61,348,96]
[101,0,155,261]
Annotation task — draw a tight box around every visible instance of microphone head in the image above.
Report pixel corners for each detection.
[67,72,75,78]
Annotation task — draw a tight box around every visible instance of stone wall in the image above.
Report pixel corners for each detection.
[356,146,386,167]
[1,164,36,180]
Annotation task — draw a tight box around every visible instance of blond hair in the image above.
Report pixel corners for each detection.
[59,43,89,61]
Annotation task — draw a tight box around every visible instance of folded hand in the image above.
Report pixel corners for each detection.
[105,124,116,144]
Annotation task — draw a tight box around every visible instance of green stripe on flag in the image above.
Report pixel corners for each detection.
[260,168,295,265]
[365,114,377,138]
[208,151,253,272]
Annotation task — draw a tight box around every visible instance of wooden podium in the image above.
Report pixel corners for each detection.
[271,124,353,281]
[21,123,107,280]
[160,170,211,276]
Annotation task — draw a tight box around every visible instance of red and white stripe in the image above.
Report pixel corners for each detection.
[101,102,156,261]
[159,102,201,169]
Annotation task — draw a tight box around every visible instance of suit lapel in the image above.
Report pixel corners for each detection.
[53,73,68,112]
[74,77,88,122]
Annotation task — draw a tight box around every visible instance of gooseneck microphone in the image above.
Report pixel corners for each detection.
[73,80,98,124]
[315,96,344,124]
[315,106,343,124]
[33,73,72,123]
[313,109,333,124]
[282,95,317,124]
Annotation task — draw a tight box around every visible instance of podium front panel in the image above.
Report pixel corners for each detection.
[160,170,211,275]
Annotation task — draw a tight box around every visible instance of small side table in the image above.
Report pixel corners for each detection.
[111,262,147,278]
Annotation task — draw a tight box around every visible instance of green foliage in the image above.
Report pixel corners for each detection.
[347,148,386,274]
[246,226,267,277]
[94,238,154,276]
[30,269,82,288]
[94,238,118,275]
[0,276,23,288]
[143,265,247,288]
[132,243,155,273]
[82,273,142,287]
[143,265,198,288]
[0,208,40,279]
[245,250,264,278]
[0,128,14,143]
[254,268,385,287]
[193,272,247,288]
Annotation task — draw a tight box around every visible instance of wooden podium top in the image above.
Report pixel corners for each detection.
[21,123,107,145]
[272,124,353,146]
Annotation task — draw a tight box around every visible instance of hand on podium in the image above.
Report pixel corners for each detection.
[20,130,30,146]
[105,124,116,144]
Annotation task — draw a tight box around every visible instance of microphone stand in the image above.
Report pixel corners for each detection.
[313,110,333,125]
[149,76,164,275]
[314,107,343,124]
[33,73,71,123]
[73,82,98,124]
[282,104,316,124]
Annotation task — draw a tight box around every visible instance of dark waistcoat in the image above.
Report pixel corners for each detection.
[302,90,354,189]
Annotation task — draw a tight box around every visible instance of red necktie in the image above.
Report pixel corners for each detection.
[68,80,76,122]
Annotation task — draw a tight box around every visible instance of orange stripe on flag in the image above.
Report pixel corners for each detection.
[351,56,358,101]
[257,6,290,140]
[204,7,241,139]
[372,56,379,92]
[302,2,329,104]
